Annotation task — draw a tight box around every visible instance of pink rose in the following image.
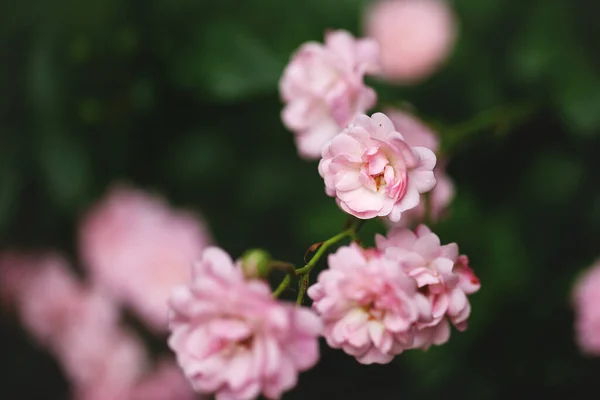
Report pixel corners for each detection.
[280,30,380,159]
[318,112,436,222]
[365,0,457,83]
[572,260,600,356]
[77,358,198,400]
[386,108,455,226]
[376,225,480,349]
[65,321,149,400]
[386,108,440,151]
[125,358,197,400]
[0,252,149,398]
[79,184,211,332]
[168,247,322,400]
[0,252,93,345]
[307,243,431,364]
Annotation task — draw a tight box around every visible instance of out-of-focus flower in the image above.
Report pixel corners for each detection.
[376,225,480,349]
[365,0,457,83]
[0,252,118,346]
[57,298,149,399]
[386,108,455,226]
[76,358,198,400]
[168,247,322,400]
[318,112,436,222]
[79,184,211,332]
[386,108,439,152]
[307,243,431,364]
[280,29,380,159]
[0,252,149,399]
[572,260,600,356]
[125,358,197,400]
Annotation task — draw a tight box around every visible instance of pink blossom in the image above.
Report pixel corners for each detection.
[365,0,457,83]
[386,108,455,226]
[376,225,480,349]
[572,260,600,356]
[79,184,211,332]
[307,243,431,364]
[280,30,380,159]
[125,358,197,400]
[0,252,117,346]
[168,247,322,400]
[0,252,149,399]
[77,358,197,400]
[56,295,149,399]
[386,108,439,151]
[318,112,436,222]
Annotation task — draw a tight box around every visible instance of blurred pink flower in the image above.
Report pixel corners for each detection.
[125,358,197,400]
[77,358,198,400]
[318,112,436,222]
[386,108,455,226]
[376,225,480,349]
[280,29,380,159]
[56,294,149,399]
[168,247,322,400]
[0,252,149,399]
[307,243,431,364]
[572,260,600,356]
[365,0,457,83]
[79,184,211,332]
[386,108,439,151]
[0,252,116,346]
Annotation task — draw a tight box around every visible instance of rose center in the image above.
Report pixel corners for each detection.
[238,336,254,349]
[361,303,385,321]
[373,173,385,190]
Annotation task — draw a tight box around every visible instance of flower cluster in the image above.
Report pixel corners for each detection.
[163,24,479,400]
[0,185,208,400]
[0,252,196,400]
[3,17,479,400]
[308,225,479,363]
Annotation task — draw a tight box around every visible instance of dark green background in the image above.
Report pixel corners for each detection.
[1,0,600,398]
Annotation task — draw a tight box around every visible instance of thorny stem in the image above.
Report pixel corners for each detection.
[296,275,309,305]
[295,229,355,275]
[272,217,365,302]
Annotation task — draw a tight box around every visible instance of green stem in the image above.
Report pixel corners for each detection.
[440,101,538,154]
[296,275,309,305]
[272,274,291,298]
[295,229,354,275]
[272,217,367,303]
[269,261,296,276]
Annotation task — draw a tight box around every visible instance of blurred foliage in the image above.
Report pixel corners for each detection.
[1,0,600,399]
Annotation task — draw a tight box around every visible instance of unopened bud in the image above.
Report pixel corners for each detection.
[240,249,271,279]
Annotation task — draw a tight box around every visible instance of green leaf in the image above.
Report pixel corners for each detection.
[522,151,585,207]
[174,20,284,101]
[164,130,229,184]
[36,133,91,211]
[555,60,600,136]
